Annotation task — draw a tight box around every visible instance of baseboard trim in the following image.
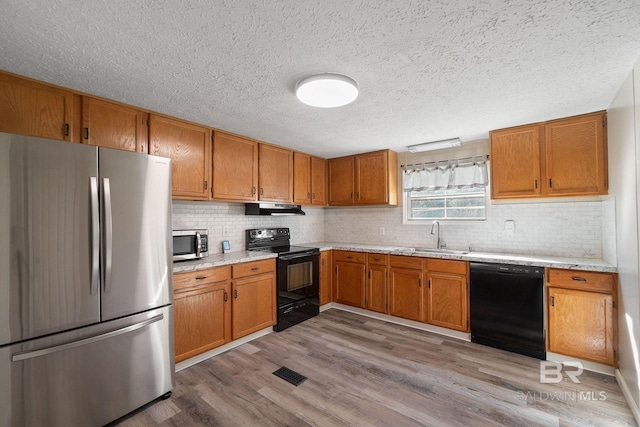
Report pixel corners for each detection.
[616,369,640,426]
[546,351,615,376]
[175,326,273,372]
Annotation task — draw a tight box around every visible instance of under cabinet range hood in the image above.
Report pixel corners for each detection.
[245,203,306,216]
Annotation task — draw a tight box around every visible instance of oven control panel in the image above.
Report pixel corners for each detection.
[247,228,290,239]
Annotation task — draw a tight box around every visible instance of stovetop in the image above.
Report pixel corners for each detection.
[245,227,319,256]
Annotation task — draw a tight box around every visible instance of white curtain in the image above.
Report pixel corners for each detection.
[403,157,488,192]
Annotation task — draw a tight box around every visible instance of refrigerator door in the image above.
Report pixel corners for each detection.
[0,133,100,347]
[99,148,172,320]
[0,306,174,427]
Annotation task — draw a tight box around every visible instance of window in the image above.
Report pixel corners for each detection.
[405,187,486,222]
[402,156,489,223]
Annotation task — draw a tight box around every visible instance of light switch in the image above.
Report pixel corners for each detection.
[505,220,515,237]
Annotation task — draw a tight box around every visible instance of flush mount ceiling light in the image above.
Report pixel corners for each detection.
[296,73,358,108]
[407,138,463,153]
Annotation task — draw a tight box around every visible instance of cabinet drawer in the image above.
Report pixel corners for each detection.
[233,259,276,279]
[367,253,388,266]
[333,250,366,264]
[389,255,423,270]
[174,266,231,292]
[547,268,615,293]
[427,259,467,275]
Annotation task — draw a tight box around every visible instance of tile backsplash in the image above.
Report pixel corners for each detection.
[172,201,325,254]
[173,198,614,260]
[324,200,612,259]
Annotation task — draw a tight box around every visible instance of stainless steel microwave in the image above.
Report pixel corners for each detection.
[173,229,209,261]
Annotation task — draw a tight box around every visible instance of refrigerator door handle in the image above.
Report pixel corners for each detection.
[103,178,113,293]
[90,177,100,295]
[11,314,164,362]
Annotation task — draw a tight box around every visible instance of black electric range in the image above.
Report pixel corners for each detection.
[246,228,320,331]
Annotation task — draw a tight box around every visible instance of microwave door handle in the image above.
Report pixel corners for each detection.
[90,177,100,295]
[195,232,201,257]
[103,178,113,293]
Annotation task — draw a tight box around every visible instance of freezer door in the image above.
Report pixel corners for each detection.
[0,306,174,427]
[99,148,172,320]
[0,133,100,346]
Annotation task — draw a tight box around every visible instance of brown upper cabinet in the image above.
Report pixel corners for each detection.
[328,149,398,206]
[82,97,148,153]
[259,144,293,203]
[0,71,80,142]
[212,132,258,202]
[490,111,607,199]
[294,152,327,205]
[149,115,212,200]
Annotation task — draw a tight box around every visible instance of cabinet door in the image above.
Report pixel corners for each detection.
[367,264,387,314]
[548,287,615,365]
[174,282,231,363]
[259,144,293,202]
[0,72,79,142]
[149,115,211,200]
[388,268,423,321]
[293,152,312,204]
[490,124,542,199]
[320,251,333,305]
[82,97,148,153]
[426,272,468,332]
[356,151,389,204]
[328,156,355,205]
[232,273,276,340]
[212,132,258,201]
[311,156,327,205]
[334,261,366,308]
[545,112,607,196]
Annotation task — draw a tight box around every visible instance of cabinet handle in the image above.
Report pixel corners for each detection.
[64,123,69,136]
[350,192,353,200]
[368,270,371,279]
[234,289,238,299]
[551,296,555,307]
[252,187,256,195]
[428,279,431,289]
[260,188,264,195]
[534,179,538,189]
[224,291,228,302]
[373,257,380,261]
[321,258,325,266]
[571,276,587,282]
[204,181,208,190]
[195,276,207,280]
[84,127,89,140]
[549,178,553,188]
[357,192,360,200]
[346,256,353,259]
[251,267,260,271]
[418,279,422,287]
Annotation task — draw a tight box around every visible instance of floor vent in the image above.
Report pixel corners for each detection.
[272,366,308,386]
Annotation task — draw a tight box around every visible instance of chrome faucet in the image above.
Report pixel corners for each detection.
[430,220,442,249]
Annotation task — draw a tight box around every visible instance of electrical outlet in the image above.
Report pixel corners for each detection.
[379,227,385,235]
[223,226,230,237]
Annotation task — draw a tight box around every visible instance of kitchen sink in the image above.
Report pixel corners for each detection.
[406,247,470,255]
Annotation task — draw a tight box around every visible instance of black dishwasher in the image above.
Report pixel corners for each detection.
[470,262,545,360]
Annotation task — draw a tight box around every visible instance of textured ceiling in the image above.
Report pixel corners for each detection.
[1,0,640,158]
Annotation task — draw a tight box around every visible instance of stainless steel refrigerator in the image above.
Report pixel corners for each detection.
[0,132,174,426]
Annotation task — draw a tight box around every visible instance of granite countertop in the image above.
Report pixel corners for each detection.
[302,242,617,273]
[173,251,277,273]
[172,242,616,274]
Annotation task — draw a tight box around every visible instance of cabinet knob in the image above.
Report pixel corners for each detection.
[251,267,260,271]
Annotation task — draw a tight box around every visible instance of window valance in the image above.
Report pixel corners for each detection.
[402,155,489,192]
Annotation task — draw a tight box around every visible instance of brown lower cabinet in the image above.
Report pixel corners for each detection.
[425,259,469,332]
[389,256,424,321]
[173,259,276,363]
[319,251,333,305]
[366,254,388,313]
[333,251,366,307]
[231,259,277,340]
[547,268,617,366]
[173,266,232,363]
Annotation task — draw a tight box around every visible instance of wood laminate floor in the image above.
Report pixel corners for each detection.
[114,309,635,426]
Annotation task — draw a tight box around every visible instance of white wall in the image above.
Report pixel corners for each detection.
[608,58,640,415]
[172,201,325,253]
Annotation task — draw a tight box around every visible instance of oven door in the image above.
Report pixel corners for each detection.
[277,252,319,305]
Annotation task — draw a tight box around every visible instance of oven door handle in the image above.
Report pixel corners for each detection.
[279,251,319,261]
